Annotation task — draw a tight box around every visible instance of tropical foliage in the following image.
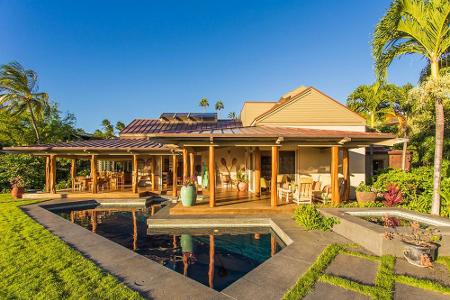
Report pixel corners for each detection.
[372,0,450,215]
[293,205,339,231]
[199,97,209,110]
[0,62,49,143]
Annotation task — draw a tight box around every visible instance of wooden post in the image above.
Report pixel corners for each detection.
[182,147,188,180]
[70,159,76,192]
[271,146,279,207]
[151,157,156,192]
[90,155,97,194]
[254,147,261,196]
[172,154,178,197]
[209,145,215,207]
[331,146,340,204]
[45,156,50,193]
[209,235,215,289]
[132,155,138,194]
[49,155,56,194]
[189,152,195,178]
[342,148,350,202]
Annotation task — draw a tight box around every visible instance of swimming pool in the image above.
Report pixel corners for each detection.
[49,204,285,291]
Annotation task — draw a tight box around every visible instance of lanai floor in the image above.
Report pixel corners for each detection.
[170,188,297,215]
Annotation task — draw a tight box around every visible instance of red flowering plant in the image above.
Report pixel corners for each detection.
[383,184,403,207]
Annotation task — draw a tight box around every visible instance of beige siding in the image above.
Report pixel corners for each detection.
[240,102,276,126]
[255,89,365,126]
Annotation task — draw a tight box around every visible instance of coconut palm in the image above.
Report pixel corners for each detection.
[227,112,238,119]
[372,0,450,215]
[199,97,209,111]
[0,62,49,143]
[215,100,224,112]
[347,82,396,129]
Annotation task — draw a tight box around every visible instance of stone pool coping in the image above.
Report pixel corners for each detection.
[320,207,450,257]
[22,199,349,300]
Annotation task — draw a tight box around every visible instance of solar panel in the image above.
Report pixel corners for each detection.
[159,112,217,122]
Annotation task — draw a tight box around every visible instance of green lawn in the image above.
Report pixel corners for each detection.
[0,194,142,299]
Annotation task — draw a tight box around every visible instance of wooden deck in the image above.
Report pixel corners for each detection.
[170,189,297,215]
[22,187,168,200]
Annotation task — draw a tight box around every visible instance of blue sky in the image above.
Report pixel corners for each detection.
[0,0,426,132]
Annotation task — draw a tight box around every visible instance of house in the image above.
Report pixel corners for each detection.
[3,86,398,212]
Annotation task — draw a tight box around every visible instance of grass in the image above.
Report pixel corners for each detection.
[283,242,450,300]
[0,194,143,299]
[282,244,343,299]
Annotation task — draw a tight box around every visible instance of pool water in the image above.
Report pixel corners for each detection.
[50,204,284,291]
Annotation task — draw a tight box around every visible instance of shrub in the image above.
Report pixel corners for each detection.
[55,179,71,190]
[0,154,44,192]
[294,205,339,231]
[356,181,373,192]
[372,161,450,216]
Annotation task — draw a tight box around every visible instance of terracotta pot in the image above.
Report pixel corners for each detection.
[11,186,24,199]
[403,241,439,267]
[237,182,248,192]
[356,191,376,203]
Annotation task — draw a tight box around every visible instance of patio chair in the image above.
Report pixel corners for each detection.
[293,177,314,205]
[221,174,233,190]
[73,176,85,192]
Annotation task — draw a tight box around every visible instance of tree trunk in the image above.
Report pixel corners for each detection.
[401,138,408,171]
[27,102,41,143]
[431,60,443,215]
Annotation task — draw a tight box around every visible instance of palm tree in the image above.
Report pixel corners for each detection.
[228,112,237,119]
[215,100,224,112]
[0,62,49,143]
[199,97,209,111]
[372,0,450,215]
[115,121,126,133]
[347,82,395,129]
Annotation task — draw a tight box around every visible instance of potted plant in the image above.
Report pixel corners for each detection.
[10,176,25,199]
[396,222,441,268]
[180,177,197,207]
[236,169,248,192]
[356,181,376,203]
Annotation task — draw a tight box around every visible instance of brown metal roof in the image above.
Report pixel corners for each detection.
[2,139,171,152]
[120,119,242,135]
[154,126,396,139]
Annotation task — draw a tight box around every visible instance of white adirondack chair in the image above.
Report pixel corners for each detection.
[293,177,314,205]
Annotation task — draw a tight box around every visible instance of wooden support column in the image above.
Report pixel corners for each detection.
[91,210,97,233]
[331,146,340,204]
[172,154,178,197]
[182,147,188,179]
[45,156,50,193]
[209,235,215,289]
[209,145,215,207]
[132,155,138,194]
[254,147,261,196]
[151,157,156,192]
[90,155,98,194]
[49,155,56,194]
[271,146,279,207]
[70,159,76,192]
[342,148,350,202]
[189,152,195,178]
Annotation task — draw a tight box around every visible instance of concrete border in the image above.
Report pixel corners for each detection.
[321,207,450,257]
